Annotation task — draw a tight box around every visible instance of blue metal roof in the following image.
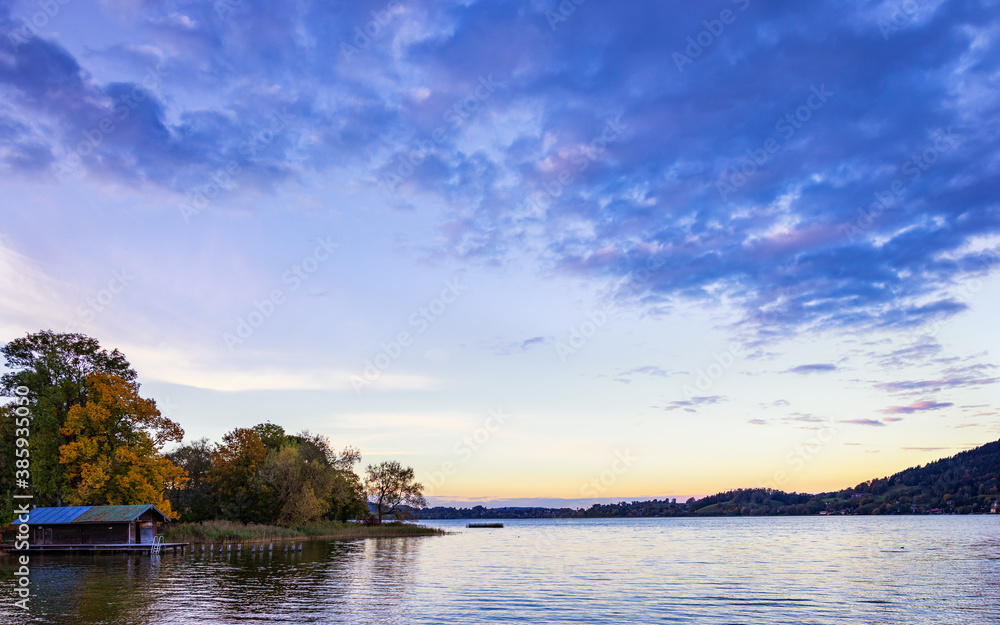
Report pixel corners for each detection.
[75,505,165,523]
[12,506,92,525]
[9,505,170,525]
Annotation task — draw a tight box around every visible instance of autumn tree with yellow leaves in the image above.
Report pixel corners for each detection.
[58,373,187,517]
[2,333,380,526]
[1,331,139,509]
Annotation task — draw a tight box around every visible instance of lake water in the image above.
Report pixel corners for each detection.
[1,516,998,624]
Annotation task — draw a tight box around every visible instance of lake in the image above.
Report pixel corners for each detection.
[1,516,998,624]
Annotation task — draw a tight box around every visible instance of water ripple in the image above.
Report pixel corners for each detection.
[0,516,998,624]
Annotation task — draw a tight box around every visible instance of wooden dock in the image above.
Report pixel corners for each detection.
[2,543,188,554]
[466,523,504,528]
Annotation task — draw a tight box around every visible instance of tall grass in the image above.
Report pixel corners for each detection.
[163,520,446,544]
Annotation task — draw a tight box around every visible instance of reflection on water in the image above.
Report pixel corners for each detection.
[1,516,998,624]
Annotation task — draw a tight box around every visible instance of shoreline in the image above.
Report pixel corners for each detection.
[162,521,448,544]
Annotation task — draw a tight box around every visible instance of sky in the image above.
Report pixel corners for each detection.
[1,0,999,508]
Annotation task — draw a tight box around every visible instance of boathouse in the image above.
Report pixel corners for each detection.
[13,504,170,546]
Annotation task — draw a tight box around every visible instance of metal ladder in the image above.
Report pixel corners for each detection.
[150,535,164,555]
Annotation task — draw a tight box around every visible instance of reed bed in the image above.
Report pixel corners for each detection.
[163,520,446,544]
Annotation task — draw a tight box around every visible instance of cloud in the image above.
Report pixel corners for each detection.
[839,419,887,427]
[876,375,998,394]
[748,419,767,426]
[787,414,826,424]
[120,343,439,392]
[0,0,997,339]
[614,365,676,383]
[942,362,998,377]
[483,335,553,355]
[779,413,836,430]
[788,364,838,374]
[417,1,1000,335]
[655,395,725,412]
[0,4,307,194]
[874,358,998,406]
[875,340,943,368]
[0,239,65,332]
[622,365,670,377]
[880,400,954,414]
[519,336,548,350]
[758,398,791,409]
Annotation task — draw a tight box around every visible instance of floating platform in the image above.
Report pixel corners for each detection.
[466,523,504,528]
[1,543,188,554]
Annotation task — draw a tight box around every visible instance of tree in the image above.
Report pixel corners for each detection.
[207,426,370,525]
[58,373,186,516]
[257,433,366,525]
[209,428,269,523]
[253,422,287,451]
[327,469,368,522]
[296,432,338,465]
[165,439,216,522]
[0,404,19,523]
[258,445,331,525]
[326,446,366,522]
[334,445,361,471]
[1,331,137,506]
[364,461,426,523]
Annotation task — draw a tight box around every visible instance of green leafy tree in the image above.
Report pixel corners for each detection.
[1,331,137,506]
[209,428,269,523]
[327,469,368,522]
[294,432,337,465]
[165,438,216,522]
[0,404,18,522]
[258,433,366,525]
[253,422,288,451]
[364,461,426,523]
[207,425,370,526]
[325,446,366,522]
[259,445,331,525]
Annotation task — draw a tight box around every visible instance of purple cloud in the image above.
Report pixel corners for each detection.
[787,414,826,423]
[656,395,726,412]
[881,400,954,415]
[876,376,998,394]
[839,419,887,427]
[0,0,995,338]
[788,364,838,374]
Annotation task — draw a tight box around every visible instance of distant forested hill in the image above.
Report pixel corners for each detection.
[419,438,1000,519]
[822,437,1000,515]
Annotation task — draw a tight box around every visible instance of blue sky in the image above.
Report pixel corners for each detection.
[1,0,998,506]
